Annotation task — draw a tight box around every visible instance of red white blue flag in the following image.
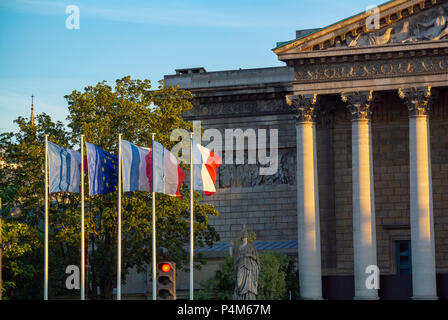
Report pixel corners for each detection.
[192,142,221,196]
[122,140,185,197]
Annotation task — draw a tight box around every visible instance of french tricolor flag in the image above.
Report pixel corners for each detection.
[122,140,185,197]
[192,142,221,196]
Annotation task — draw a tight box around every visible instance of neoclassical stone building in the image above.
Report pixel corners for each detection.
[163,0,448,299]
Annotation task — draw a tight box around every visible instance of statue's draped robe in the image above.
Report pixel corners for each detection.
[234,243,259,300]
[344,4,448,48]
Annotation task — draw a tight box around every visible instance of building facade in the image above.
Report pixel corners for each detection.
[162,0,448,299]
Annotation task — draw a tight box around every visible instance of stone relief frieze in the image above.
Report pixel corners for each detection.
[185,99,291,118]
[218,149,295,188]
[338,3,448,48]
[294,56,448,82]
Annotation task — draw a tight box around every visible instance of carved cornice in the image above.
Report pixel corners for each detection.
[341,90,374,121]
[293,54,448,83]
[286,94,318,123]
[398,86,433,116]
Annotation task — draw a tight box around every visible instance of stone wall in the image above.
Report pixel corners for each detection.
[189,98,297,244]
[166,67,448,279]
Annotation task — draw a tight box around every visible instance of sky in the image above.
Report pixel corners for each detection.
[0,0,381,133]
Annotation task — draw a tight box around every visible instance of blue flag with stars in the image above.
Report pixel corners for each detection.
[86,142,118,195]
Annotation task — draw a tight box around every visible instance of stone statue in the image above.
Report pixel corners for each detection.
[233,225,260,300]
[413,6,448,41]
[346,4,448,48]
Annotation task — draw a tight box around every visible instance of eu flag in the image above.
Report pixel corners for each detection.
[86,142,118,195]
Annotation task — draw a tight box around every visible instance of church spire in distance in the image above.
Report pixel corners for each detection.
[30,94,35,126]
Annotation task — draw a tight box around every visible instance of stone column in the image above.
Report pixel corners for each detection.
[398,87,437,300]
[342,91,378,300]
[287,94,322,300]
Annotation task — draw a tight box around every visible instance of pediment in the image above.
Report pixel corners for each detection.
[274,0,448,55]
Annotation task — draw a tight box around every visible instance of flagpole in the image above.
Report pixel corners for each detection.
[151,133,156,300]
[189,132,194,300]
[44,134,49,300]
[117,134,122,300]
[80,135,85,300]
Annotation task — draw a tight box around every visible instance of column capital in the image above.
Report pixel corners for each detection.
[398,86,433,117]
[341,90,373,121]
[286,94,318,123]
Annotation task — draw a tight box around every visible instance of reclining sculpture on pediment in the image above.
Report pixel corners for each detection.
[341,4,448,48]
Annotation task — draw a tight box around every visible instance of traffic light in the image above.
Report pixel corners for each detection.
[156,261,176,300]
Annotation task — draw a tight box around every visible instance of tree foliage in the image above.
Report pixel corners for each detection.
[257,252,287,300]
[0,114,67,299]
[196,255,236,300]
[0,76,221,299]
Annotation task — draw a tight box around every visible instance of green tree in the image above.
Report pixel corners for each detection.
[1,220,41,299]
[279,254,300,300]
[0,76,221,299]
[0,114,68,299]
[196,256,235,300]
[257,252,287,300]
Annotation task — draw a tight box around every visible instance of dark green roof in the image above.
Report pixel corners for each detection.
[275,28,323,48]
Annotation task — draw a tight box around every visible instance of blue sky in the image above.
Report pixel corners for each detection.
[0,0,380,132]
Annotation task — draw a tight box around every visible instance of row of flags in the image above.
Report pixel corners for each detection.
[44,135,221,301]
[48,139,220,197]
[122,140,184,197]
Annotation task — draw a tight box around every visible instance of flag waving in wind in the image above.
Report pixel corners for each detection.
[121,140,151,192]
[152,140,185,197]
[86,142,118,195]
[192,142,221,196]
[48,141,82,193]
[121,140,185,197]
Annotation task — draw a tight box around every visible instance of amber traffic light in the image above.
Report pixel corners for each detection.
[156,261,176,300]
[160,263,171,273]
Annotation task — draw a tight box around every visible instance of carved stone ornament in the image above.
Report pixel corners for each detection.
[398,86,433,116]
[341,90,374,121]
[294,56,448,83]
[339,3,448,48]
[218,149,296,188]
[286,94,317,123]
